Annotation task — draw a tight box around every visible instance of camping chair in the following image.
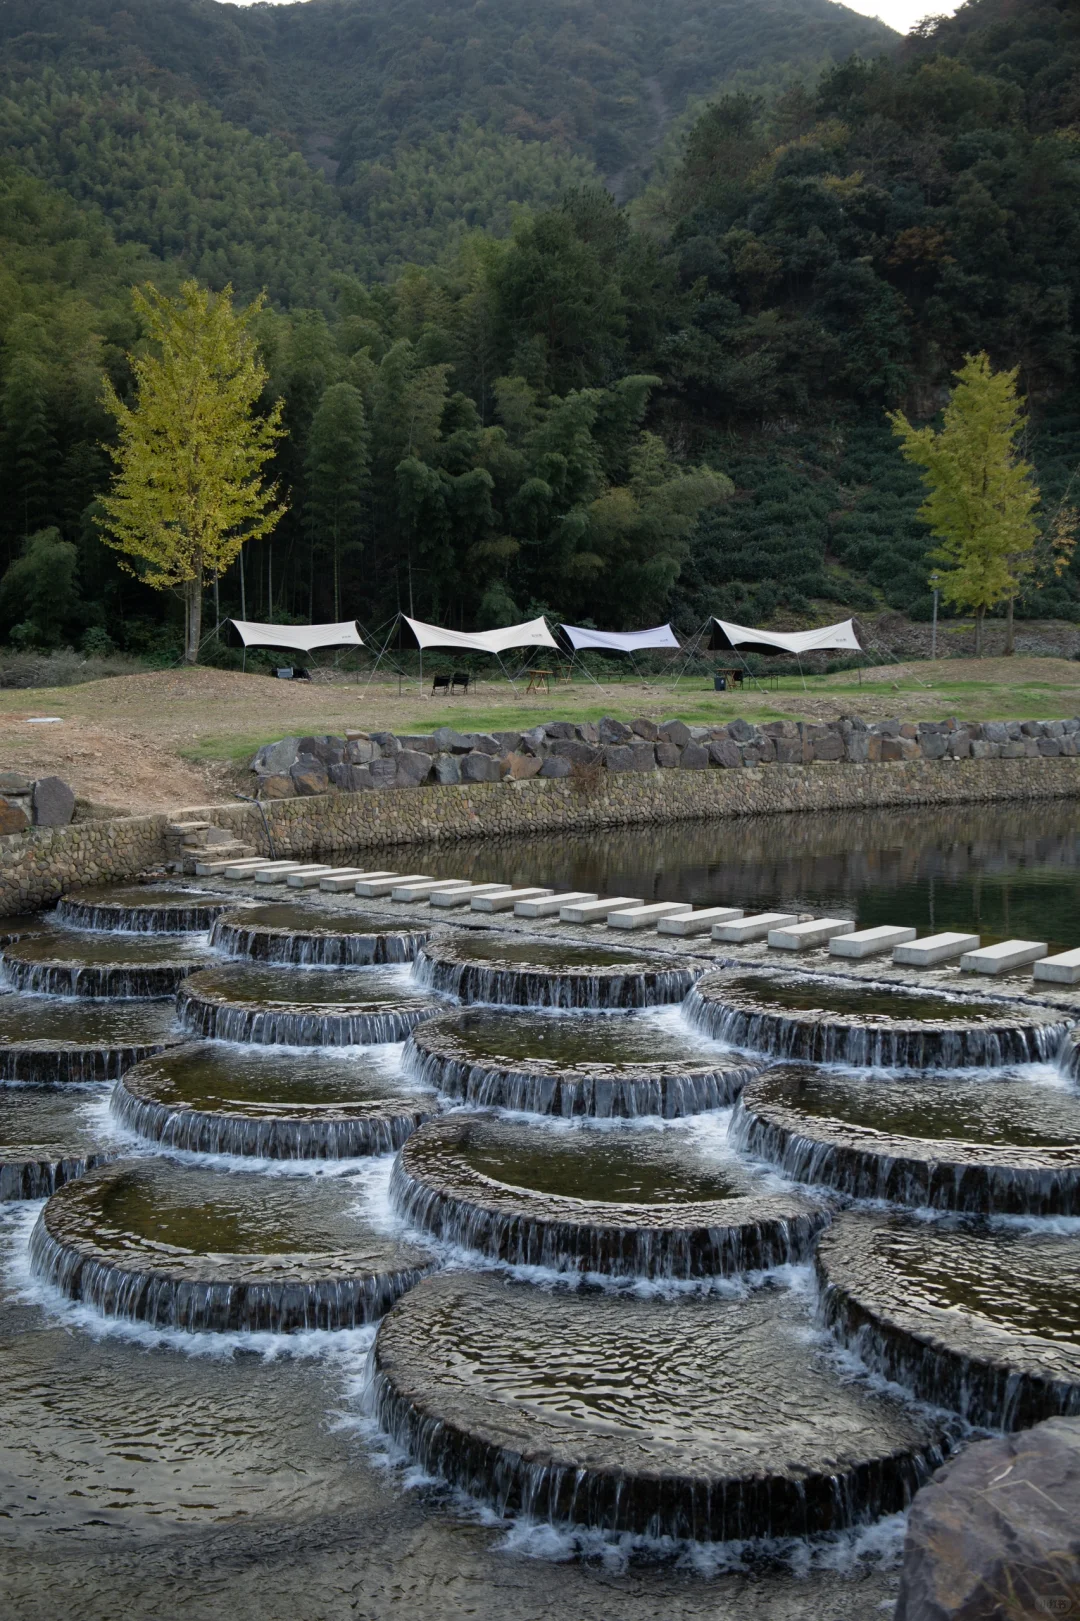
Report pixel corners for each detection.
[431,673,451,696]
[450,671,470,695]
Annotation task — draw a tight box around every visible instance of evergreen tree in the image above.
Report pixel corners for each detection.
[889,354,1040,656]
[98,280,286,663]
[303,382,370,620]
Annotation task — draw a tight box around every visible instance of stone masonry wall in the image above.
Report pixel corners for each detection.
[2,751,1079,916]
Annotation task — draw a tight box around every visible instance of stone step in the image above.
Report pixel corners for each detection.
[559,897,643,924]
[960,939,1048,975]
[712,912,798,944]
[829,925,917,959]
[1034,947,1080,985]
[472,888,553,913]
[768,918,855,952]
[429,883,514,910]
[355,874,426,897]
[657,907,744,936]
[254,864,329,886]
[391,879,469,903]
[607,902,692,931]
[893,932,980,967]
[319,870,396,892]
[514,891,597,918]
[190,853,259,875]
[223,860,306,881]
[288,867,370,888]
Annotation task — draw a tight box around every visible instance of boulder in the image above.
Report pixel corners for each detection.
[679,743,709,770]
[468,733,502,756]
[776,736,807,765]
[895,1417,1080,1621]
[630,742,658,771]
[811,733,845,762]
[921,732,949,760]
[252,736,300,775]
[460,750,503,783]
[345,737,378,764]
[880,738,906,762]
[727,717,754,743]
[257,774,296,799]
[971,740,1001,759]
[550,738,601,766]
[31,776,75,827]
[297,734,345,766]
[520,726,547,755]
[575,721,600,745]
[396,749,433,785]
[433,753,461,785]
[330,763,373,792]
[290,763,329,795]
[538,756,572,779]
[871,718,902,738]
[0,771,31,794]
[543,721,576,741]
[369,757,398,787]
[599,716,633,745]
[603,745,636,772]
[655,742,681,768]
[1038,737,1062,756]
[630,717,659,742]
[709,739,742,769]
[397,734,438,753]
[0,798,30,835]
[658,719,691,748]
[506,751,543,780]
[369,731,401,756]
[948,735,972,758]
[1021,719,1045,737]
[755,734,777,763]
[846,733,869,763]
[1001,741,1027,759]
[490,731,524,752]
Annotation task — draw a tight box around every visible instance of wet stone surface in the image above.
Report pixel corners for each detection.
[686,969,1070,1069]
[177,963,445,1046]
[54,886,233,934]
[373,1270,947,1541]
[817,1212,1080,1431]
[405,1007,761,1117]
[0,991,179,1082]
[392,1111,827,1277]
[1,928,214,998]
[31,1158,432,1332]
[211,904,430,966]
[115,1041,437,1158]
[1,1087,120,1199]
[733,1064,1080,1214]
[414,934,700,1008]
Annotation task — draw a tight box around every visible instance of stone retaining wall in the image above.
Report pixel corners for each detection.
[2,754,1079,917]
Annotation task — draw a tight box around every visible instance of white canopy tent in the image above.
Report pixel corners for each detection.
[401,615,558,654]
[709,617,861,658]
[229,619,364,653]
[560,624,680,653]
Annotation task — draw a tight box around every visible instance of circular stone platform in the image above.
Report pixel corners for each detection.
[413,935,699,1009]
[372,1271,946,1541]
[114,1042,436,1158]
[732,1065,1080,1215]
[1,1089,116,1200]
[404,1007,761,1117]
[0,993,179,1083]
[54,886,231,934]
[685,969,1069,1069]
[177,964,444,1046]
[391,1111,826,1277]
[210,904,430,966]
[816,1212,1080,1431]
[1,932,214,999]
[31,1158,431,1331]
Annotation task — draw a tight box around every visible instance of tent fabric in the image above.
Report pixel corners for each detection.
[560,623,680,653]
[229,619,363,653]
[709,617,862,658]
[401,615,558,655]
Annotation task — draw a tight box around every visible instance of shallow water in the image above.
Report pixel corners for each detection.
[3,931,212,967]
[183,962,427,1008]
[217,903,423,936]
[0,993,178,1044]
[427,1114,755,1205]
[749,1066,1080,1150]
[721,975,1004,1025]
[0,1089,113,1155]
[433,1008,723,1069]
[124,1042,430,1114]
[427,937,643,969]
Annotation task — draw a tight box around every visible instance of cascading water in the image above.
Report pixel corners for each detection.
[389,1111,828,1277]
[413,935,700,1008]
[0,1087,119,1199]
[210,904,430,966]
[176,964,444,1046]
[684,970,1071,1068]
[54,887,232,934]
[0,990,179,1082]
[1,930,213,998]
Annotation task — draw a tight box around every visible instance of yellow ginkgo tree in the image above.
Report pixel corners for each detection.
[99,280,286,664]
[889,352,1039,657]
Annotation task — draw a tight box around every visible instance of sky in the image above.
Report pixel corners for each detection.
[221,0,965,28]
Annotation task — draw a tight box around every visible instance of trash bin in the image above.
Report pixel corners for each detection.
[714,675,727,692]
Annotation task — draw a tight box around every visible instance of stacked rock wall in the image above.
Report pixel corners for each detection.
[251,715,1080,799]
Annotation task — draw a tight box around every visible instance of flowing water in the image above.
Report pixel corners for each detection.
[54,886,232,933]
[211,904,430,965]
[4,802,1080,1617]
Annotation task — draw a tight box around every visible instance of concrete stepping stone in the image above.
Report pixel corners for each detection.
[356,874,431,897]
[391,879,469,902]
[1034,946,1080,985]
[288,867,369,888]
[559,896,643,923]
[607,902,692,931]
[893,932,979,967]
[254,864,328,885]
[658,907,744,936]
[829,925,917,959]
[471,888,553,913]
[712,912,798,943]
[960,939,1048,975]
[429,884,514,910]
[513,891,597,918]
[768,918,855,951]
[194,857,263,876]
[319,870,396,892]
[224,860,306,881]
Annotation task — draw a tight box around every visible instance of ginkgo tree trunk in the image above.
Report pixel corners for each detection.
[99,280,286,664]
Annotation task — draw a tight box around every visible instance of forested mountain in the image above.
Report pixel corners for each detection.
[1,0,1079,660]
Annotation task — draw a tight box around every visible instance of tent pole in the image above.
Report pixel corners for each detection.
[797,654,807,692]
[495,652,519,693]
[668,621,707,690]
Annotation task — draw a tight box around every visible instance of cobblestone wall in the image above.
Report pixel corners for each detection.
[2,753,1077,916]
